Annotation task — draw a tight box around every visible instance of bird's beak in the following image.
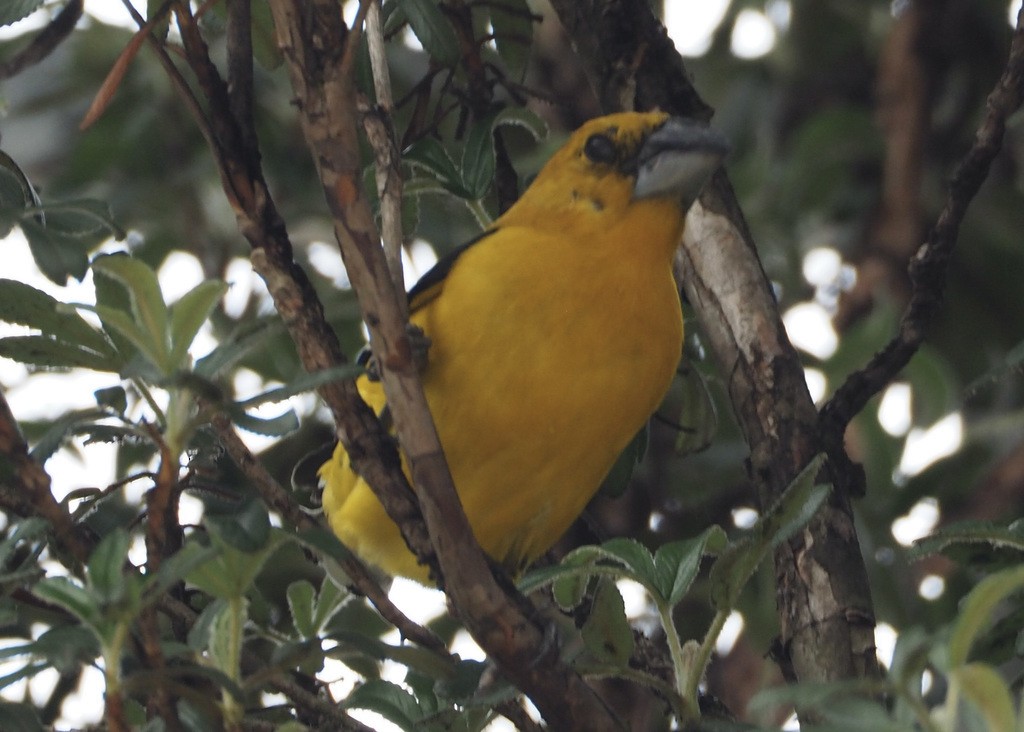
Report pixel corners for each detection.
[633,118,730,207]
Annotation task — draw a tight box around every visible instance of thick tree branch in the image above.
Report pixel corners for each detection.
[821,7,1024,436]
[548,0,880,689]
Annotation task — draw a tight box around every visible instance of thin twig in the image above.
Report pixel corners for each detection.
[821,7,1024,436]
[364,0,407,314]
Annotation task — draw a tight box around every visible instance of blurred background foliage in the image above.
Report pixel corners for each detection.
[0,0,1022,728]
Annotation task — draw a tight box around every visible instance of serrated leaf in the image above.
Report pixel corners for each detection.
[0,0,44,28]
[233,364,363,410]
[0,279,114,356]
[395,0,460,66]
[552,570,590,611]
[652,526,728,606]
[288,580,317,639]
[92,255,169,368]
[950,662,1016,732]
[87,528,132,604]
[168,279,227,368]
[345,679,423,731]
[949,564,1024,666]
[292,527,356,566]
[492,106,548,143]
[229,406,299,436]
[910,520,1024,560]
[28,407,110,463]
[598,538,657,581]
[404,137,471,198]
[0,335,116,371]
[207,597,248,687]
[580,577,633,666]
[761,453,830,549]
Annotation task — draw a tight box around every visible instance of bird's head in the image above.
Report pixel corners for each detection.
[499,111,729,247]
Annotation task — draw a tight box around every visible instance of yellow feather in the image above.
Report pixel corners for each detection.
[319,111,725,582]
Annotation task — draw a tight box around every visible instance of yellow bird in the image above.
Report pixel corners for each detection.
[319,111,727,582]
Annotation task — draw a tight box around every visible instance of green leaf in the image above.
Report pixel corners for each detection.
[0,518,48,569]
[144,539,220,599]
[966,338,1024,398]
[710,455,830,610]
[0,335,115,371]
[596,538,657,582]
[20,219,89,285]
[28,407,110,463]
[910,519,1024,560]
[395,0,460,66]
[0,279,114,357]
[288,580,317,639]
[761,454,830,549]
[0,0,44,28]
[950,662,1016,732]
[193,319,276,378]
[461,113,500,200]
[404,137,471,198]
[229,407,300,437]
[0,663,48,693]
[487,0,534,81]
[311,578,348,636]
[652,527,728,606]
[948,564,1024,666]
[94,386,128,414]
[0,701,43,732]
[460,108,549,201]
[345,679,423,731]
[167,279,227,368]
[188,528,285,600]
[34,577,100,628]
[92,304,168,374]
[92,255,170,370]
[552,569,590,611]
[206,497,271,553]
[233,364,363,411]
[87,528,132,604]
[580,577,634,666]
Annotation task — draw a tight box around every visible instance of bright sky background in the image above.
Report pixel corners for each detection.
[2,0,1015,728]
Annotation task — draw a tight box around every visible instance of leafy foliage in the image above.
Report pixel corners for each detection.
[0,0,1021,730]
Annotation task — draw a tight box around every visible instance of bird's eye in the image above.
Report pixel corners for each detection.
[583,133,617,164]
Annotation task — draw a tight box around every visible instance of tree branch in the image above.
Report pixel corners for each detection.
[821,7,1024,436]
[0,388,91,566]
